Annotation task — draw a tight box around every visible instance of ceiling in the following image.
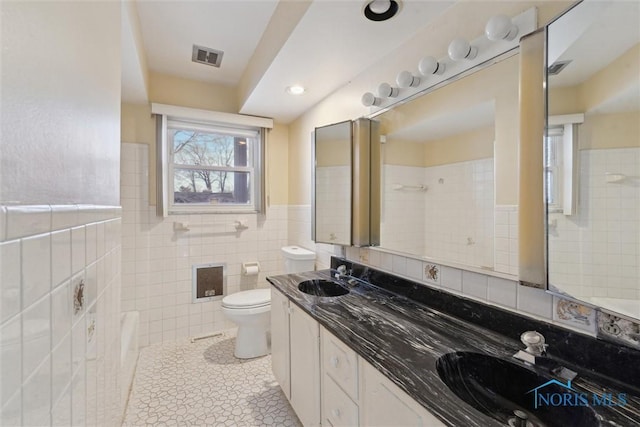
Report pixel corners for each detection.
[124,0,455,123]
[548,0,640,113]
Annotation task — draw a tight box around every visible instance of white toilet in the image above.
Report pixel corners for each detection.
[222,246,315,359]
[222,288,272,359]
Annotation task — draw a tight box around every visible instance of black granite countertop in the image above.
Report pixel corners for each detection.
[266,263,640,427]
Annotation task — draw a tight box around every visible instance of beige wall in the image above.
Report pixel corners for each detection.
[121,71,290,206]
[287,1,573,205]
[379,55,517,203]
[424,126,494,167]
[581,111,640,150]
[1,1,122,205]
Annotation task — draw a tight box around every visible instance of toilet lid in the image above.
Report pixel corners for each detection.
[222,289,271,309]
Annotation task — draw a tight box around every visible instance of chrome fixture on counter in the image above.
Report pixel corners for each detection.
[513,330,547,364]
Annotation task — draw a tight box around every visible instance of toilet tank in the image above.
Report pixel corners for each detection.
[281,246,316,273]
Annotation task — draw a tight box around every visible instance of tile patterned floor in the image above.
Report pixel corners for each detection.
[123,330,301,427]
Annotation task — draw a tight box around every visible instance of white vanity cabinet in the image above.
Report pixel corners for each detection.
[360,361,445,427]
[271,286,445,427]
[271,287,321,427]
[321,328,359,426]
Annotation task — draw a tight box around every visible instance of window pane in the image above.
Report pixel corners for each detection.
[171,129,254,168]
[173,168,252,205]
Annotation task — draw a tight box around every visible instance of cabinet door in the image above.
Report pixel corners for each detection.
[289,304,321,427]
[360,361,445,427]
[270,287,290,399]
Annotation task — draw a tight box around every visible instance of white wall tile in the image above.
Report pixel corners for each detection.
[51,333,72,405]
[86,223,97,265]
[487,276,517,308]
[51,229,71,288]
[0,314,21,406]
[1,389,21,426]
[6,205,51,241]
[22,355,51,427]
[51,205,79,232]
[462,271,488,300]
[405,258,423,281]
[0,206,6,242]
[71,366,86,427]
[0,240,21,323]
[22,295,50,382]
[51,281,71,345]
[1,204,122,426]
[21,233,51,308]
[71,226,86,276]
[440,266,462,292]
[51,385,71,427]
[517,285,553,319]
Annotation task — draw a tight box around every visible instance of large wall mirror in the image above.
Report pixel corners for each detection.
[546,1,640,319]
[372,52,520,275]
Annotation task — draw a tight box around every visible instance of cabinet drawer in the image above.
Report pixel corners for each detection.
[322,327,358,400]
[323,375,359,427]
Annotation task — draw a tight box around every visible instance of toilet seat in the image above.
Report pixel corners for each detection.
[222,288,271,309]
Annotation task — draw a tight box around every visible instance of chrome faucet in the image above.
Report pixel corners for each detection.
[335,264,349,280]
[513,331,547,364]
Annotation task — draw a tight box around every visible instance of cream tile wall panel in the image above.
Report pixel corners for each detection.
[0,204,123,425]
[549,148,640,303]
[121,143,291,346]
[0,240,21,323]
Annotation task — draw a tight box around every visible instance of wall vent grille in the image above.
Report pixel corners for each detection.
[548,60,572,76]
[192,45,224,68]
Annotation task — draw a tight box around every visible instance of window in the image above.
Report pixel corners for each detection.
[153,104,272,215]
[545,115,583,215]
[544,127,563,211]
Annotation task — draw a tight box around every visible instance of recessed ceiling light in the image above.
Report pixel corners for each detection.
[364,0,399,22]
[286,85,305,95]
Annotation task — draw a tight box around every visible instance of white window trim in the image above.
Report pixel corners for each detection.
[547,114,584,216]
[153,104,271,216]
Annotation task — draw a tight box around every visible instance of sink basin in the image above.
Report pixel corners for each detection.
[436,352,599,427]
[298,279,349,297]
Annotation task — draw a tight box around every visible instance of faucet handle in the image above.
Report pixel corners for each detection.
[520,331,547,355]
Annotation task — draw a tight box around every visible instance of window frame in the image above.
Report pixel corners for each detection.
[152,103,272,216]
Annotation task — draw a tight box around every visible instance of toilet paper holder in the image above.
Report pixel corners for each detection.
[242,262,261,276]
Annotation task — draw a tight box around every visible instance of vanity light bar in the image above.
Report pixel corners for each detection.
[360,7,537,109]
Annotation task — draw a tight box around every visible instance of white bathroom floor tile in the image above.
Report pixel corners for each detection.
[123,330,301,427]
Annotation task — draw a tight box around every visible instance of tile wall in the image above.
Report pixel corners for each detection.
[382,160,495,269]
[549,147,640,302]
[345,246,598,336]
[315,166,351,244]
[120,143,289,347]
[0,204,123,426]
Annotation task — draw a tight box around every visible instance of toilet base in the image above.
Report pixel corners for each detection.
[235,324,270,359]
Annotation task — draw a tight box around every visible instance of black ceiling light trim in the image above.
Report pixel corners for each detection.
[364,0,399,22]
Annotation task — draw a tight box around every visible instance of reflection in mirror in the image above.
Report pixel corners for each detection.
[375,54,519,273]
[314,121,352,245]
[547,1,640,319]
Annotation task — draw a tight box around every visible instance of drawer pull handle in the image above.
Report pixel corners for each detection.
[330,356,340,368]
[331,409,341,418]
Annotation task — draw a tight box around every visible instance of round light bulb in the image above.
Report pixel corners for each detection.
[361,92,381,107]
[448,38,477,61]
[396,71,420,88]
[418,56,445,76]
[377,82,398,98]
[286,85,305,95]
[485,15,518,41]
[368,0,391,14]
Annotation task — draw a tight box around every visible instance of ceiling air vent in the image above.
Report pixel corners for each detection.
[548,60,572,76]
[192,45,224,68]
